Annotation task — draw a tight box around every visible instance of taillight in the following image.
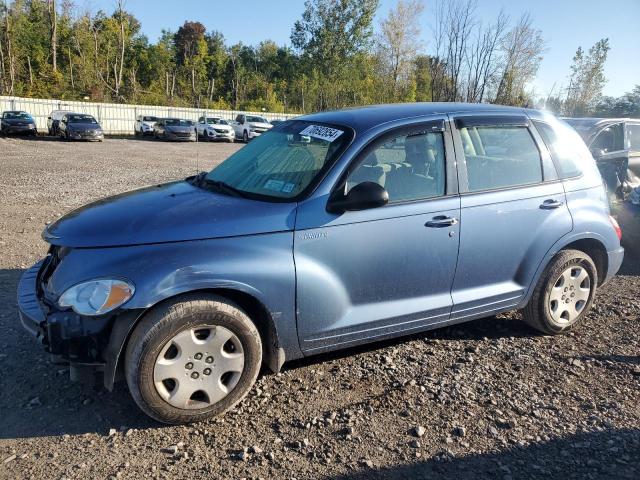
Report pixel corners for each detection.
[609,215,622,241]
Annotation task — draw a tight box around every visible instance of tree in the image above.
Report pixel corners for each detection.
[291,0,378,109]
[493,13,545,106]
[376,0,424,102]
[563,38,610,116]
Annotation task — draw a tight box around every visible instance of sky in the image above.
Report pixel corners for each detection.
[79,0,640,98]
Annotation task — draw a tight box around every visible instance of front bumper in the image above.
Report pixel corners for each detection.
[69,132,104,141]
[17,259,140,389]
[208,130,235,141]
[17,261,47,343]
[3,125,37,134]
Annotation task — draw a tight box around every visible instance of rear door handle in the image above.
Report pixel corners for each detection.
[425,216,458,228]
[540,199,564,210]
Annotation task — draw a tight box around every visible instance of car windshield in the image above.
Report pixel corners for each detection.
[205,120,352,200]
[206,118,227,125]
[166,119,191,126]
[4,111,31,120]
[68,114,97,124]
[142,116,157,122]
[246,116,269,124]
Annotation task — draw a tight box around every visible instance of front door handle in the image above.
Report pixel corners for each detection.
[425,215,458,228]
[540,199,564,210]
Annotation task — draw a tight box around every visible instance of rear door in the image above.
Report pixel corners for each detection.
[449,114,572,321]
[294,118,461,354]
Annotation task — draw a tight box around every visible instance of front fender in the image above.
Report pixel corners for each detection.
[48,233,300,384]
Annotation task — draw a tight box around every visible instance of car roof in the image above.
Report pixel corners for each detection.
[297,102,534,133]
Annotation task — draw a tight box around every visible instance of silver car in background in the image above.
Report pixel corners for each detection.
[153,118,197,142]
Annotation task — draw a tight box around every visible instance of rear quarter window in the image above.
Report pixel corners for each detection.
[533,120,585,179]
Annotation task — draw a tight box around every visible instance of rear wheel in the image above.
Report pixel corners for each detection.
[523,249,597,334]
[125,293,262,424]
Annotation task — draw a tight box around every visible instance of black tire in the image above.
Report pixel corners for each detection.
[134,128,140,137]
[523,249,598,334]
[242,130,248,143]
[125,293,262,424]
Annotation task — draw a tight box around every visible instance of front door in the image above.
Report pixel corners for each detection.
[449,114,573,320]
[294,120,461,354]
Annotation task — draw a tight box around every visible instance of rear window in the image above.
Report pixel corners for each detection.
[533,120,585,178]
[459,125,542,192]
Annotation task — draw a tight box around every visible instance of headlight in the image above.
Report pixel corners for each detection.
[58,279,134,316]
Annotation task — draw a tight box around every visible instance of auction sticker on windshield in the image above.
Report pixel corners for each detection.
[299,125,344,142]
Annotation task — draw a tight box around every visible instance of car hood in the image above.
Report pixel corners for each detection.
[165,126,193,133]
[249,122,272,129]
[44,181,297,248]
[3,118,34,125]
[68,123,101,130]
[209,124,233,130]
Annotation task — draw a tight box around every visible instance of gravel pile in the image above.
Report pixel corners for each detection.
[0,137,638,479]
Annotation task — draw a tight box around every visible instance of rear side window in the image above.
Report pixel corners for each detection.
[533,120,583,178]
[592,123,625,152]
[628,123,640,151]
[459,126,542,192]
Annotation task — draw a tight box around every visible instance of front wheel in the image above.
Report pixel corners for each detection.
[242,130,249,143]
[125,293,262,424]
[523,249,597,334]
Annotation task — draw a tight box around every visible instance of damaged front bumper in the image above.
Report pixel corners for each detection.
[17,258,142,389]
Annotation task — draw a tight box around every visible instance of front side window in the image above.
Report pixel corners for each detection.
[627,123,640,151]
[346,130,446,202]
[206,120,353,200]
[533,119,586,178]
[459,125,542,192]
[592,123,625,153]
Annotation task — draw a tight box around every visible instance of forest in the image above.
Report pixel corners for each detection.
[0,0,638,117]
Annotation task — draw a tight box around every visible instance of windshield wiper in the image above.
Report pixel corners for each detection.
[203,178,248,198]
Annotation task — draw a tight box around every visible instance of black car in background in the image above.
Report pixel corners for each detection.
[565,117,640,252]
[58,113,104,141]
[0,110,37,136]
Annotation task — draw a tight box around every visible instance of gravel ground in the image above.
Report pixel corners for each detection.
[0,136,638,480]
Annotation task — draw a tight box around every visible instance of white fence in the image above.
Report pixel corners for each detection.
[0,96,299,135]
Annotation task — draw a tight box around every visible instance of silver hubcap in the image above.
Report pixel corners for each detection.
[548,266,591,324]
[153,325,244,409]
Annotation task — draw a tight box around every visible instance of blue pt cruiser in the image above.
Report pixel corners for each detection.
[18,103,624,424]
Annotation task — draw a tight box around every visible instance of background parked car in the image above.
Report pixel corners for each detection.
[0,110,37,136]
[564,117,640,253]
[134,115,159,136]
[47,110,71,136]
[196,116,235,142]
[58,113,104,141]
[154,118,197,142]
[231,114,272,142]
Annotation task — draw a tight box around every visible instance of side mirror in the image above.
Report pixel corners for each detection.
[327,181,389,213]
[591,148,606,158]
[47,116,51,120]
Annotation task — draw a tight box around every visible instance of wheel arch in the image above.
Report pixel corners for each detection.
[105,287,285,391]
[522,233,611,308]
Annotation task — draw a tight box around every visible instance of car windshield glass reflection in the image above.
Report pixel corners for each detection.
[165,119,191,126]
[68,114,97,124]
[4,112,31,120]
